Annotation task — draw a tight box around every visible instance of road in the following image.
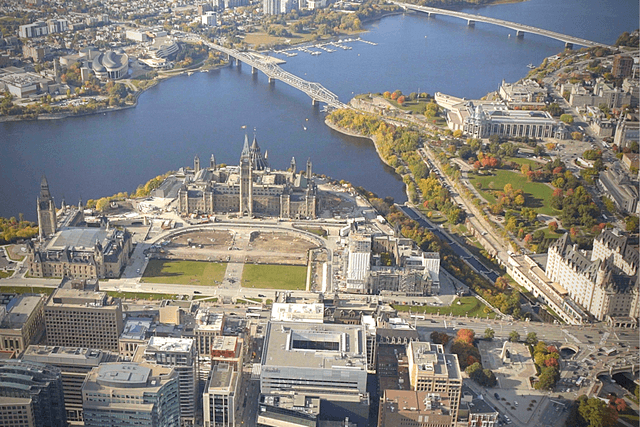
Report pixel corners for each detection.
[397,204,500,282]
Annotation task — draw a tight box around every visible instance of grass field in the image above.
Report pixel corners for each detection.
[107,291,178,301]
[393,296,496,318]
[141,260,226,286]
[504,156,540,169]
[468,170,558,215]
[0,286,55,295]
[0,271,13,279]
[242,264,307,290]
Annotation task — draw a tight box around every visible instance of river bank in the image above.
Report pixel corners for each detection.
[0,62,230,123]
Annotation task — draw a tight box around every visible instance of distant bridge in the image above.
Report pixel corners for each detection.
[393,2,612,49]
[194,37,348,109]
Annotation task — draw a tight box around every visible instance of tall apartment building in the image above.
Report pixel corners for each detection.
[378,389,453,427]
[0,359,67,427]
[22,345,120,425]
[210,336,244,370]
[194,309,225,355]
[134,337,197,426]
[203,363,239,427]
[546,230,639,321]
[613,55,634,78]
[45,279,124,352]
[82,362,181,427]
[407,342,462,425]
[0,294,45,355]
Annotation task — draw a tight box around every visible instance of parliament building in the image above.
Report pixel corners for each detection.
[177,136,318,219]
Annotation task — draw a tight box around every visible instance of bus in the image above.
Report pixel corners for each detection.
[246,313,261,319]
[247,306,263,312]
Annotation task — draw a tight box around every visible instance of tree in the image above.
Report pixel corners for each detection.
[456,328,475,344]
[430,331,450,345]
[549,221,559,232]
[560,114,574,124]
[397,95,406,105]
[95,198,109,212]
[572,132,583,141]
[625,215,639,233]
[509,331,520,342]
[484,328,495,340]
[578,397,618,427]
[525,332,538,345]
[453,129,463,138]
[536,366,559,390]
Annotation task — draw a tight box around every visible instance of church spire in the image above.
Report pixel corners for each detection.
[241,134,250,160]
[40,175,51,199]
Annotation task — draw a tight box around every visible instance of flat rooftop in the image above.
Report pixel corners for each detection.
[47,228,109,251]
[146,336,193,353]
[270,303,324,323]
[262,321,367,371]
[120,318,152,340]
[409,342,461,381]
[0,295,42,329]
[208,363,237,391]
[23,345,117,367]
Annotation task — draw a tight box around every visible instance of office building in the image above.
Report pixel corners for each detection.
[134,337,197,426]
[263,0,281,15]
[45,279,124,352]
[0,397,36,427]
[260,321,368,402]
[22,345,120,424]
[546,230,639,321]
[0,359,67,427]
[210,336,244,370]
[194,309,225,355]
[82,362,180,427]
[597,163,638,214]
[177,136,317,219]
[119,317,153,358]
[0,294,45,356]
[378,389,453,427]
[203,363,239,427]
[407,342,462,424]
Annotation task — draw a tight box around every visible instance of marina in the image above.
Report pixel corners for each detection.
[271,37,376,58]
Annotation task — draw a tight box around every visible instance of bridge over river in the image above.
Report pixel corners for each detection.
[190,36,349,109]
[393,2,612,49]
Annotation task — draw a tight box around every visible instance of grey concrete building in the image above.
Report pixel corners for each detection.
[0,359,67,427]
[82,362,181,427]
[0,294,45,356]
[22,345,120,424]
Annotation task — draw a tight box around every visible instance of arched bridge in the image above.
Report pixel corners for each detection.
[393,2,612,49]
[195,38,348,109]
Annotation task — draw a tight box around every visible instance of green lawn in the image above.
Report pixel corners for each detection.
[504,156,540,169]
[0,286,55,295]
[107,291,178,301]
[242,264,307,290]
[141,260,227,286]
[0,270,13,279]
[393,296,496,318]
[468,170,558,215]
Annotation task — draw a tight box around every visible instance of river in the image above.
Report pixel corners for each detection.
[1,0,637,219]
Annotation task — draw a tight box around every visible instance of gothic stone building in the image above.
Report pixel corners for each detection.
[26,177,132,280]
[178,136,317,219]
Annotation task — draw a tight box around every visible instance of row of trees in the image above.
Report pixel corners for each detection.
[530,340,561,390]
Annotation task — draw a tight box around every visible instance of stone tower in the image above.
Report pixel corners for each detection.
[194,155,200,173]
[290,157,296,174]
[239,135,253,216]
[37,175,57,241]
[210,154,216,170]
[306,158,312,180]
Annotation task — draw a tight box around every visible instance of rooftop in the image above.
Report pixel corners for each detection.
[207,363,237,391]
[0,295,42,329]
[262,321,367,371]
[23,345,117,367]
[409,342,461,381]
[146,336,194,353]
[270,302,324,323]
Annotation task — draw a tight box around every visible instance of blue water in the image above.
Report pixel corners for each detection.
[1,0,637,219]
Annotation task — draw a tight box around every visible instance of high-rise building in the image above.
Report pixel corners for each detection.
[0,397,36,427]
[378,389,453,427]
[0,359,67,427]
[134,337,197,426]
[23,345,120,424]
[407,342,462,425]
[0,294,45,356]
[260,321,369,419]
[203,363,239,427]
[263,0,281,15]
[45,279,124,352]
[37,175,56,240]
[210,336,244,371]
[82,362,181,427]
[613,54,634,78]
